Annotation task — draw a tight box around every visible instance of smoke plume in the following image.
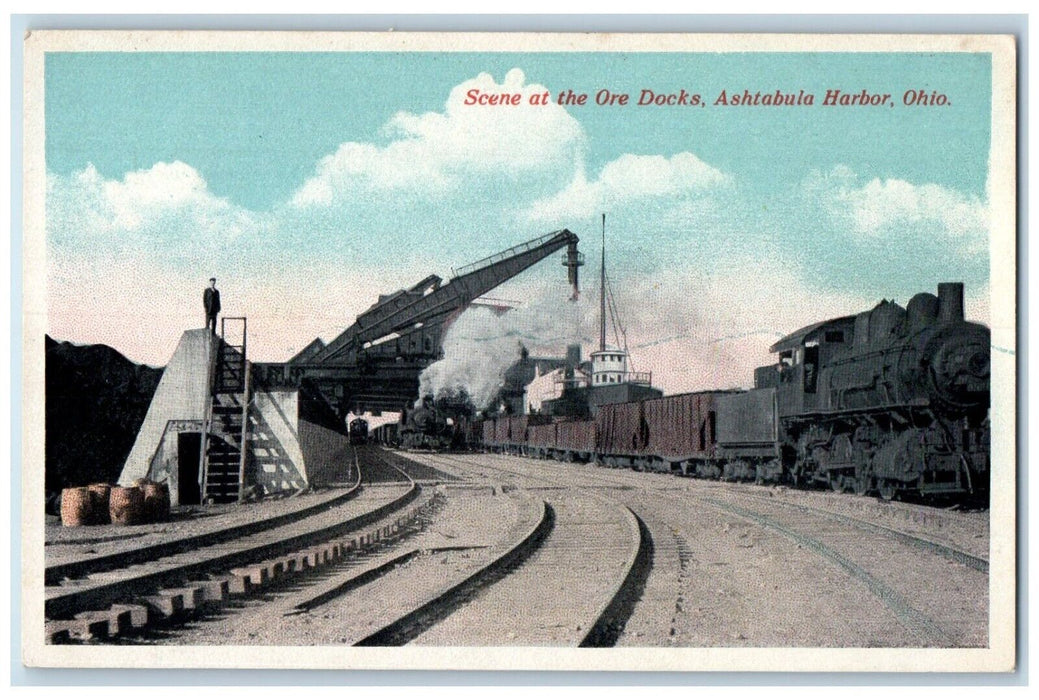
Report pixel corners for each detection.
[418,288,596,409]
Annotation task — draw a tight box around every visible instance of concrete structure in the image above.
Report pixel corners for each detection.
[119,329,351,506]
[119,330,215,503]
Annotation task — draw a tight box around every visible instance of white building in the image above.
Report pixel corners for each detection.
[524,365,590,415]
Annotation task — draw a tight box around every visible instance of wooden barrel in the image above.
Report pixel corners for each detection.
[87,484,111,524]
[108,486,145,526]
[141,483,170,522]
[61,487,93,527]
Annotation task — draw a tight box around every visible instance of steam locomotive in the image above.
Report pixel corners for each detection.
[477,282,990,502]
[395,396,481,451]
[348,417,369,445]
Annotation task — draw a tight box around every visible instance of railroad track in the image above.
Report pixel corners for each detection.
[465,452,989,569]
[687,493,987,647]
[428,451,989,647]
[44,448,431,643]
[377,451,649,646]
[153,467,554,646]
[46,470,363,586]
[704,488,989,573]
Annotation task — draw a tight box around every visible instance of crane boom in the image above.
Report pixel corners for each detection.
[254,229,583,416]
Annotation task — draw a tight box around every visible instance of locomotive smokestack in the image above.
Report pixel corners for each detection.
[937,282,965,325]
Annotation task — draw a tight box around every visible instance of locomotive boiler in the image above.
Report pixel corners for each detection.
[397,396,479,451]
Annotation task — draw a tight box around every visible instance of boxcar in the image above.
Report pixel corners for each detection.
[595,391,734,471]
[594,400,644,468]
[642,392,733,473]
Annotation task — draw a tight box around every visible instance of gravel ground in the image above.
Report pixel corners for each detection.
[96,449,990,649]
[429,452,989,648]
[155,489,525,645]
[410,488,637,646]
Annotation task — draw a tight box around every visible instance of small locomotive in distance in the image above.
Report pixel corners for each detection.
[348,417,369,445]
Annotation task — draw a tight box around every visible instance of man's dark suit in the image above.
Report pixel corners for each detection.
[204,286,221,334]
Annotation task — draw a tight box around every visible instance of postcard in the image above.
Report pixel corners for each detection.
[21,30,1016,672]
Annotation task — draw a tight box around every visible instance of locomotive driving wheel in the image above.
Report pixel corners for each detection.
[877,479,899,501]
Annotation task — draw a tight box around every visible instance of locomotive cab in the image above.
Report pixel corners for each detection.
[769,316,856,418]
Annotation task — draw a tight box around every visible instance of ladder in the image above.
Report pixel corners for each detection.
[201,317,249,504]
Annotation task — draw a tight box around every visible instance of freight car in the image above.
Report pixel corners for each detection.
[476,283,990,503]
[594,391,736,472]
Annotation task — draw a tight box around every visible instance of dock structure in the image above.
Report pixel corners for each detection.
[118,324,351,506]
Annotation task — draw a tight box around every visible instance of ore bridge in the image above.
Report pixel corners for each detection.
[252,229,584,418]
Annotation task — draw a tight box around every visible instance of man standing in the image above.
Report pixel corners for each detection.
[203,277,221,334]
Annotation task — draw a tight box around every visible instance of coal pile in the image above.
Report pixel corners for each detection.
[45,336,163,511]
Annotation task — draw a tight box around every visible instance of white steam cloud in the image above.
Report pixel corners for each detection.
[418,289,594,409]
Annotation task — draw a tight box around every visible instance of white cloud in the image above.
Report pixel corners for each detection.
[291,68,585,207]
[528,151,731,222]
[805,165,988,254]
[47,161,257,245]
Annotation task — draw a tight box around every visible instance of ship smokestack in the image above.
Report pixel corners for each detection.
[937,282,965,325]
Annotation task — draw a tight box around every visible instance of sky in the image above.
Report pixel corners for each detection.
[44,50,994,394]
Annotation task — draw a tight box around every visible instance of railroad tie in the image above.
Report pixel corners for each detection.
[190,578,230,604]
[75,607,135,637]
[109,604,149,631]
[140,591,185,620]
[161,586,205,612]
[45,621,72,644]
[303,548,324,567]
[292,551,313,572]
[259,560,285,581]
[228,566,268,595]
[244,564,272,586]
[68,614,109,641]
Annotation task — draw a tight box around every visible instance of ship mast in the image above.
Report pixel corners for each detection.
[600,213,607,353]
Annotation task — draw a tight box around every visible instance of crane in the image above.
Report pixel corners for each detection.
[253,229,584,417]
